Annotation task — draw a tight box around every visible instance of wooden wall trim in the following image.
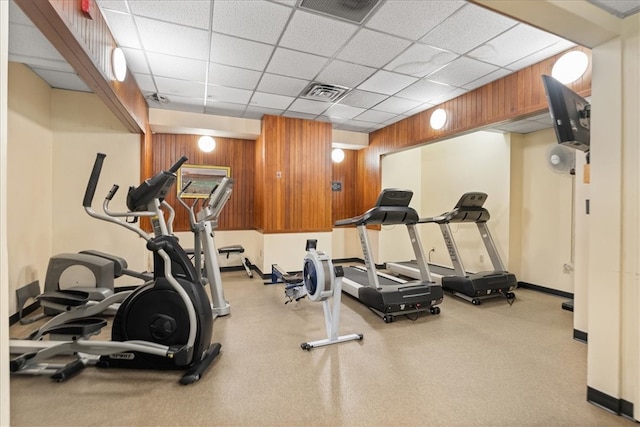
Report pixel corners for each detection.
[15,0,148,134]
[358,46,592,212]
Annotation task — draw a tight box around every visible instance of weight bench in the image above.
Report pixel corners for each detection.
[218,245,253,278]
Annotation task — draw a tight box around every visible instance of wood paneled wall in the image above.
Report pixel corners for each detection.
[358,46,592,212]
[257,115,333,233]
[151,134,255,232]
[15,0,148,133]
[332,149,358,224]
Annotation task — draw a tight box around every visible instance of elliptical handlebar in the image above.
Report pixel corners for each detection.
[83,153,107,208]
[168,156,188,174]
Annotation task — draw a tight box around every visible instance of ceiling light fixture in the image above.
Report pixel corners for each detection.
[112,47,127,82]
[552,51,589,84]
[198,136,216,153]
[430,108,447,130]
[332,148,345,163]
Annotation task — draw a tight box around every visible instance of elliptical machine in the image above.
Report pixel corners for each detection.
[10,153,220,384]
[177,178,233,317]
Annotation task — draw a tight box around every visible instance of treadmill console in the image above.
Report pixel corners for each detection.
[454,192,487,208]
[375,189,413,207]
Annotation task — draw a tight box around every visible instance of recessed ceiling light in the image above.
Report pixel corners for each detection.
[430,108,447,130]
[552,51,589,84]
[112,47,127,82]
[198,136,216,152]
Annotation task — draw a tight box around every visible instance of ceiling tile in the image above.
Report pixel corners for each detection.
[430,87,466,104]
[373,96,422,114]
[287,99,332,115]
[102,10,142,49]
[426,56,499,87]
[146,52,207,82]
[121,48,150,74]
[95,1,129,14]
[207,85,253,104]
[244,105,284,120]
[383,115,408,126]
[250,92,295,110]
[396,79,456,102]
[339,90,388,109]
[266,48,328,80]
[257,73,310,97]
[498,120,552,134]
[467,23,566,67]
[385,44,458,77]
[9,24,65,62]
[366,0,465,40]
[132,73,156,92]
[506,40,576,70]
[210,33,274,71]
[336,28,411,68]
[335,120,374,132]
[161,96,206,114]
[421,3,517,55]
[403,102,434,116]
[324,104,366,120]
[205,100,247,116]
[462,68,512,91]
[280,10,358,57]
[31,68,91,92]
[355,109,398,123]
[282,111,319,120]
[208,63,262,90]
[315,60,376,88]
[9,1,33,25]
[154,76,206,98]
[358,70,418,95]
[128,0,211,29]
[212,0,292,44]
[135,16,210,60]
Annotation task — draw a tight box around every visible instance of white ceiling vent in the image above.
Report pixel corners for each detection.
[299,0,381,24]
[301,82,351,102]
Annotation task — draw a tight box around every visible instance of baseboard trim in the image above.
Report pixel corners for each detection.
[517,282,574,299]
[587,386,634,419]
[573,329,588,343]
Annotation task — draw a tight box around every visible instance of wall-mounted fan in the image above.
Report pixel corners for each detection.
[546,144,576,174]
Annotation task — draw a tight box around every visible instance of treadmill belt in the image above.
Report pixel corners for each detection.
[344,267,403,286]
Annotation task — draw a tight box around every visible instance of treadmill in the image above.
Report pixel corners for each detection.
[387,192,517,305]
[335,189,443,323]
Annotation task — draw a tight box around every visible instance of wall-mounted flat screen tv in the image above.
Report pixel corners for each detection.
[541,75,590,152]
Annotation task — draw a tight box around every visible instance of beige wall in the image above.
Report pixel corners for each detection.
[585,16,640,411]
[516,128,575,293]
[7,63,53,315]
[50,89,143,285]
[380,148,423,263]
[6,64,143,317]
[378,131,511,273]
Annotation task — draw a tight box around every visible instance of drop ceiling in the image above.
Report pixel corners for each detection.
[7,0,621,136]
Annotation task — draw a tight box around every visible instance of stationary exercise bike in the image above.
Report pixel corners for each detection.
[10,153,220,384]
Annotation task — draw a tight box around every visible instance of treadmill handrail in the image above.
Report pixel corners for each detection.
[335,206,419,227]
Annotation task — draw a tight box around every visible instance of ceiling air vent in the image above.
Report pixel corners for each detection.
[300,82,351,103]
[299,0,381,24]
[145,93,170,104]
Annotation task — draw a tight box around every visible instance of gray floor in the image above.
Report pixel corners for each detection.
[9,270,637,426]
